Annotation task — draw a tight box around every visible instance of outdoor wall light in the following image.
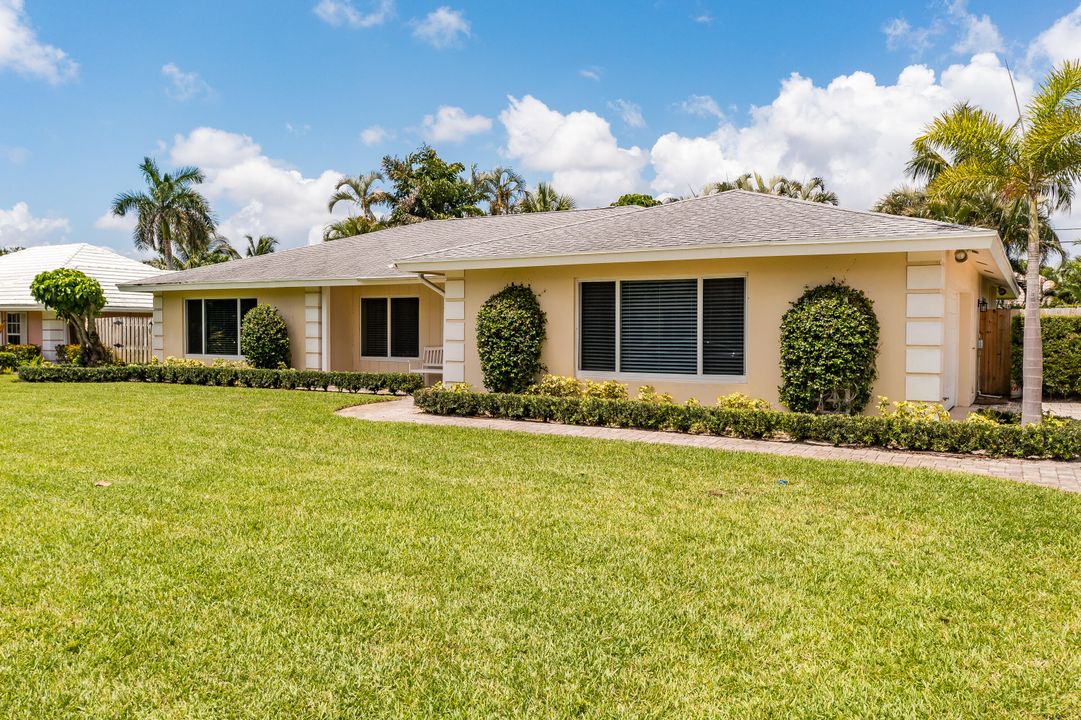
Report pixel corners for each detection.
[954,249,969,263]
[978,298,988,312]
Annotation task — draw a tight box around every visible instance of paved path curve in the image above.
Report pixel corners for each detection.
[339,398,1081,494]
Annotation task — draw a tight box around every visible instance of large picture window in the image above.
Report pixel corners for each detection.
[578,277,745,379]
[3,312,24,346]
[361,296,420,359]
[185,298,257,356]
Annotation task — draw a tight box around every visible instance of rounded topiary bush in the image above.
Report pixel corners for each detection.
[779,281,879,414]
[241,304,291,369]
[476,283,546,392]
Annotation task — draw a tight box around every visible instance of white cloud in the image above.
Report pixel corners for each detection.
[94,210,135,232]
[677,94,724,119]
[648,53,1034,210]
[0,202,69,245]
[948,0,1003,54]
[360,125,391,145]
[412,6,469,48]
[0,0,77,84]
[170,127,347,247]
[420,106,491,143]
[499,95,648,207]
[692,13,713,24]
[1028,4,1081,67]
[285,122,311,136]
[0,144,28,164]
[882,17,942,57]
[608,99,645,128]
[313,0,394,28]
[579,67,601,81]
[161,63,212,101]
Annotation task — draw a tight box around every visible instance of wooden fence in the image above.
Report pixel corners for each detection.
[95,316,153,365]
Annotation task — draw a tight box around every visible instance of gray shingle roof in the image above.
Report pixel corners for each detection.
[397,190,995,265]
[126,191,996,288]
[126,205,638,287]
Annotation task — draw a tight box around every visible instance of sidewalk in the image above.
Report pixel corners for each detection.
[339,398,1081,493]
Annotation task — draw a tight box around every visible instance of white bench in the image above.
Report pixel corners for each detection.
[410,346,444,380]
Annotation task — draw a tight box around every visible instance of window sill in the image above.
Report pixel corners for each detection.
[361,355,420,362]
[186,353,244,361]
[577,371,747,384]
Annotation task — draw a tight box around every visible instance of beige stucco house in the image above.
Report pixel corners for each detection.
[0,244,164,361]
[122,191,1019,409]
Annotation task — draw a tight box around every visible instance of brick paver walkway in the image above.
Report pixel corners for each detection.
[340,398,1081,493]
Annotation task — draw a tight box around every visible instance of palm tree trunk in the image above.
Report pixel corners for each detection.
[1021,193,1043,425]
[161,218,174,270]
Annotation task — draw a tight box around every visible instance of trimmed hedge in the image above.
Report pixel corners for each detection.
[1012,315,1081,398]
[0,343,41,364]
[414,388,1081,460]
[16,364,423,394]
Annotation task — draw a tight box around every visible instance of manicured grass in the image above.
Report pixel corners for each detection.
[1,375,1079,718]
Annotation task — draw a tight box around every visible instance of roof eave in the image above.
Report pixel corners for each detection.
[118,275,428,293]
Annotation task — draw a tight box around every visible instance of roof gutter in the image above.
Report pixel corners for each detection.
[413,273,445,297]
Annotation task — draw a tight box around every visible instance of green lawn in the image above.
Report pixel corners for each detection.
[1,376,1079,719]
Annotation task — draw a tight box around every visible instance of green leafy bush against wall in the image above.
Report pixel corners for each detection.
[476,284,547,393]
[779,281,880,414]
[1012,314,1081,398]
[17,365,423,394]
[0,344,41,364]
[0,352,16,373]
[241,304,291,369]
[414,388,1081,460]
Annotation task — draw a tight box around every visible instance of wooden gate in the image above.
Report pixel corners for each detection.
[95,316,153,364]
[978,309,1012,396]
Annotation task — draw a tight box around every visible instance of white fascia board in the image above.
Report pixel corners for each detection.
[394,232,1003,272]
[117,276,427,293]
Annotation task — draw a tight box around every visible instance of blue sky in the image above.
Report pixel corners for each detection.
[1,0,1080,255]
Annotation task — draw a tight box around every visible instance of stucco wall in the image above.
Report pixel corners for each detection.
[460,253,910,407]
[327,283,443,372]
[159,288,308,368]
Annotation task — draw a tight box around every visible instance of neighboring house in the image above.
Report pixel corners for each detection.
[0,244,165,361]
[122,191,1019,409]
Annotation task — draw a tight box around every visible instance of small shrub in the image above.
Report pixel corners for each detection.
[1,344,41,364]
[716,392,771,411]
[527,374,583,397]
[876,396,951,422]
[55,344,83,366]
[475,284,547,393]
[0,352,16,373]
[241,304,291,369]
[779,281,880,414]
[212,358,250,369]
[636,385,674,404]
[584,379,629,400]
[164,356,205,367]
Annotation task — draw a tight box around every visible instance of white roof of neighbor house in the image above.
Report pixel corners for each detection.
[122,191,1018,293]
[0,244,165,312]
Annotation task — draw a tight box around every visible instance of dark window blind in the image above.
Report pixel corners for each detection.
[390,297,420,358]
[361,298,388,356]
[702,278,745,376]
[579,282,616,371]
[186,299,203,354]
[204,299,239,355]
[619,279,697,374]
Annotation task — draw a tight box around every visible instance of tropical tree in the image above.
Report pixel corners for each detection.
[0,246,24,257]
[245,234,278,256]
[873,186,1062,271]
[29,269,108,365]
[1045,257,1081,306]
[704,172,839,204]
[147,235,239,269]
[518,182,576,213]
[477,166,526,215]
[323,215,381,241]
[906,61,1081,424]
[327,171,392,221]
[110,157,216,270]
[611,193,660,207]
[380,145,483,224]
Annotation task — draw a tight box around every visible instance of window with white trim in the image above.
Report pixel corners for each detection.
[361,297,420,359]
[185,298,257,356]
[578,277,745,378]
[4,312,24,346]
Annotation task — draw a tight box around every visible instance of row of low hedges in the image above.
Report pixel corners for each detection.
[1012,315,1081,398]
[414,388,1081,460]
[16,364,424,394]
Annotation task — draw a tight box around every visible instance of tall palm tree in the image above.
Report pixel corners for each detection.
[0,246,24,257]
[110,157,216,270]
[327,171,392,221]
[478,166,526,215]
[244,234,278,256]
[518,182,576,213]
[323,215,381,241]
[789,176,839,205]
[169,235,238,269]
[908,61,1081,424]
